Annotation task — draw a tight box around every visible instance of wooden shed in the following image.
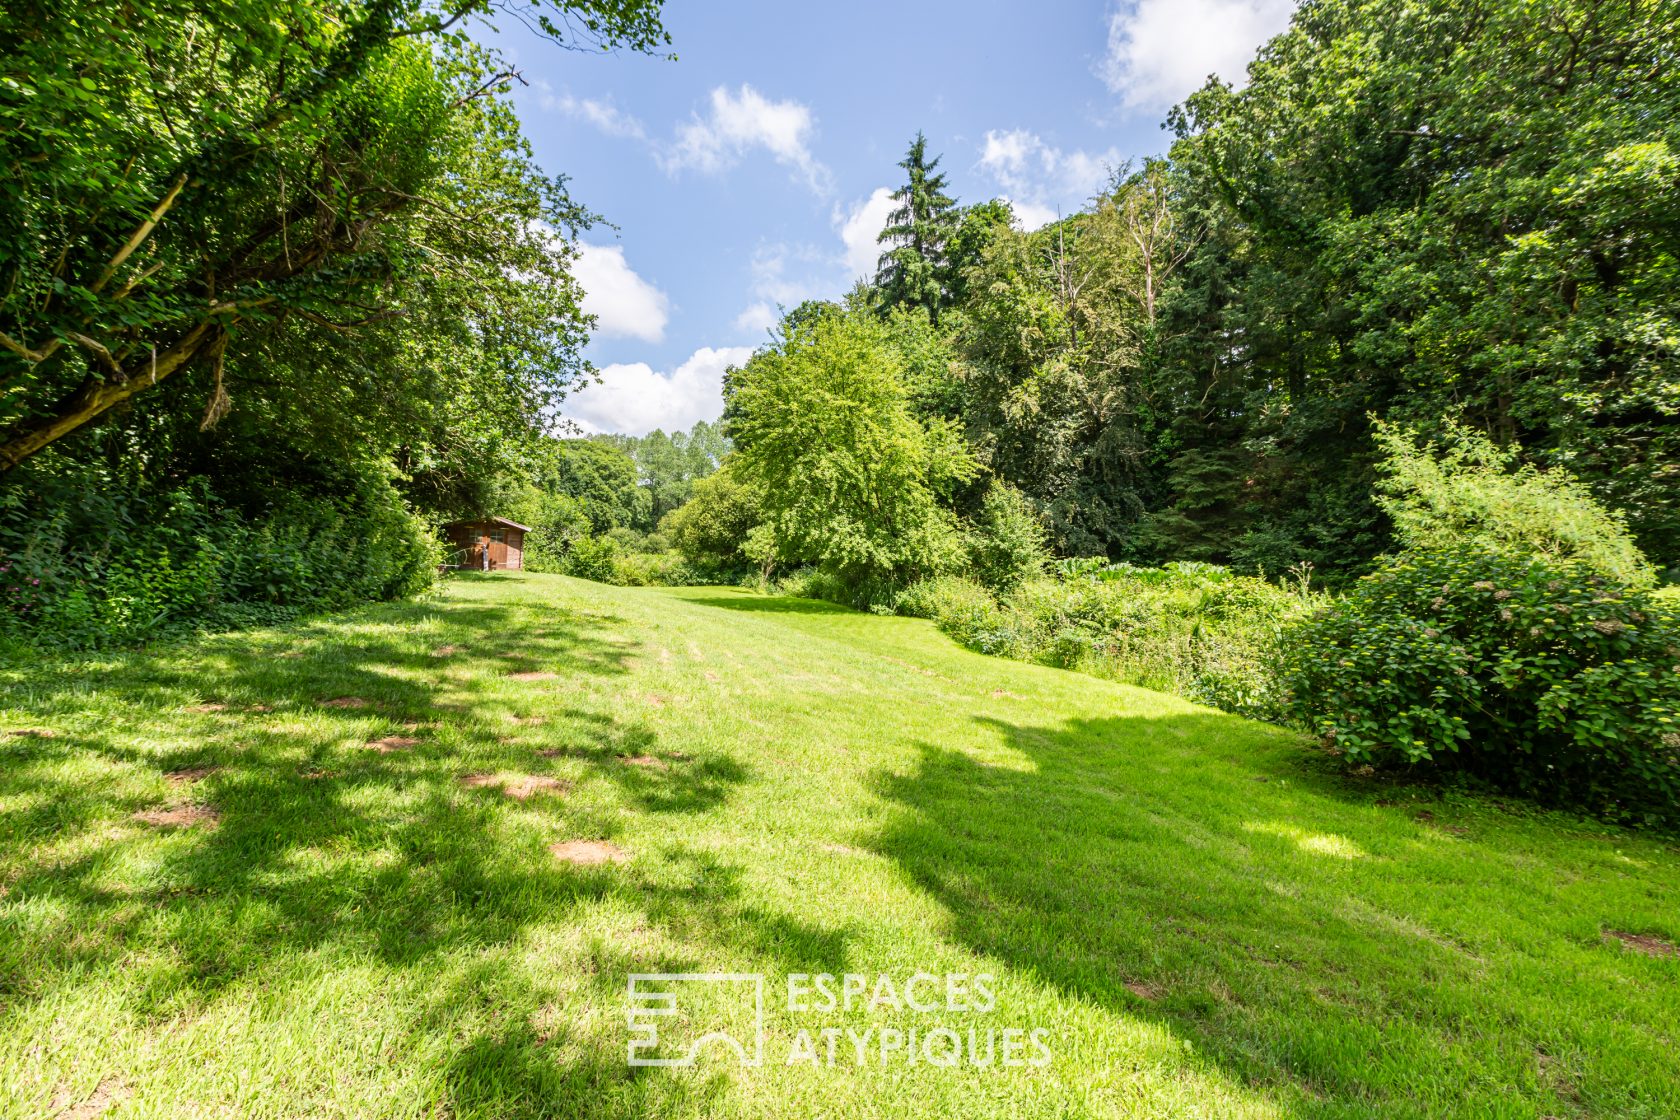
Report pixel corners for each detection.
[442,517,530,571]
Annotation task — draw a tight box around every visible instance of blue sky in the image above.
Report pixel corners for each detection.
[485,0,1296,434]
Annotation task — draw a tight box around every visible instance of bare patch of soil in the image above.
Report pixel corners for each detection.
[5,727,55,738]
[989,689,1023,699]
[506,671,559,682]
[183,703,227,713]
[621,754,667,770]
[320,697,370,709]
[549,839,627,865]
[50,1075,130,1119]
[365,736,418,753]
[431,645,462,657]
[1605,929,1678,958]
[643,693,667,707]
[502,775,569,801]
[133,805,218,829]
[1124,980,1162,1000]
[507,715,547,726]
[457,772,566,800]
[164,767,218,784]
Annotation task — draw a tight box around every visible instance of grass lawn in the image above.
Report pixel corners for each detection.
[2,572,1677,1119]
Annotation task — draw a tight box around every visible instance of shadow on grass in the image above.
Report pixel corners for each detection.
[871,713,1678,1120]
[677,594,854,616]
[0,583,795,1117]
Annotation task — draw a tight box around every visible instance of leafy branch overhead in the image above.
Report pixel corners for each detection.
[0,0,671,469]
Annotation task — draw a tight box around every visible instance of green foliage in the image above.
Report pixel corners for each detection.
[545,438,649,534]
[490,482,590,574]
[1373,420,1656,588]
[1284,546,1680,826]
[0,0,666,468]
[726,311,976,584]
[561,535,622,583]
[0,457,436,651]
[594,420,731,528]
[662,461,763,572]
[1154,0,1680,576]
[965,483,1050,592]
[896,562,1315,720]
[950,176,1165,557]
[875,133,960,323]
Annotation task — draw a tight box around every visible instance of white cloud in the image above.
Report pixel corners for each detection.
[550,92,647,140]
[836,187,896,280]
[1101,0,1297,113]
[563,346,754,435]
[977,130,1120,218]
[1003,197,1060,232]
[733,302,779,336]
[660,85,831,193]
[571,242,669,344]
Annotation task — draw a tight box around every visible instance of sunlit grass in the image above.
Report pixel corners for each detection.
[1,572,1676,1118]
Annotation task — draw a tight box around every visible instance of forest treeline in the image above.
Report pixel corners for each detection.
[713,0,1679,584]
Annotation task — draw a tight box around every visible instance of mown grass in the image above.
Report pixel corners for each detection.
[1,572,1676,1119]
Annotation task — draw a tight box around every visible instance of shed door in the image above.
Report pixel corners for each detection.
[487,528,507,569]
[462,529,487,570]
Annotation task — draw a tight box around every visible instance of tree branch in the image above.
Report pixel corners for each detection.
[92,173,188,294]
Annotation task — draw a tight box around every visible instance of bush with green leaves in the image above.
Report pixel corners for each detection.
[1373,420,1657,588]
[0,463,437,652]
[1284,545,1680,826]
[891,562,1315,720]
[965,483,1050,592]
[559,536,621,583]
[661,462,763,575]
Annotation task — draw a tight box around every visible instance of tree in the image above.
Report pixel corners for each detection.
[661,458,762,569]
[875,133,960,324]
[1152,0,1680,575]
[724,311,975,582]
[597,419,731,528]
[0,0,670,469]
[545,438,647,533]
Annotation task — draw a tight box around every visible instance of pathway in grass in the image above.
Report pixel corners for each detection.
[0,572,1676,1119]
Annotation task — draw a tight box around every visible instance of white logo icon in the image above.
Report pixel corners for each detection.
[627,973,765,1067]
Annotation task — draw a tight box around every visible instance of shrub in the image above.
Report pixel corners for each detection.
[663,464,762,573]
[0,463,437,652]
[1373,420,1656,587]
[1284,545,1680,826]
[965,483,1050,592]
[610,550,701,587]
[893,562,1315,720]
[562,535,622,583]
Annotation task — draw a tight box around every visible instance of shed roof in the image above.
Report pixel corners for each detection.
[444,516,532,532]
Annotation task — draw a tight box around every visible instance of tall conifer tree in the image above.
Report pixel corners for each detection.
[875,132,959,323]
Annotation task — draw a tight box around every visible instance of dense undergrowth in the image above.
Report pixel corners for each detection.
[0,460,438,654]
